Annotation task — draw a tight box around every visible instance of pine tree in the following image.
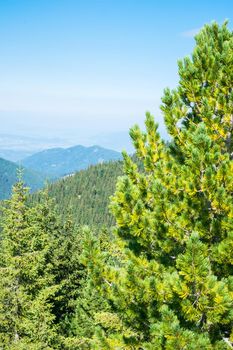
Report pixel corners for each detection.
[92,22,233,349]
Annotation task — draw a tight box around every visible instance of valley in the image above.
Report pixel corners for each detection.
[0,144,122,200]
[0,3,232,347]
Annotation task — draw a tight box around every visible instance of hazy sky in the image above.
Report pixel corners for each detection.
[0,0,232,149]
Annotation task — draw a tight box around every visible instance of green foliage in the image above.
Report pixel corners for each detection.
[0,181,87,348]
[89,22,233,349]
[0,180,58,348]
[1,20,233,350]
[63,229,115,350]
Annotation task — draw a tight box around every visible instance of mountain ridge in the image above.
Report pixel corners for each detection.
[21,144,122,178]
[0,157,47,199]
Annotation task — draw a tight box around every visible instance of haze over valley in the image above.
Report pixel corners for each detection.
[0,1,232,348]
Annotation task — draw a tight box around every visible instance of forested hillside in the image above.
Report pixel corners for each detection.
[32,160,123,227]
[0,157,47,199]
[0,22,233,349]
[22,145,122,178]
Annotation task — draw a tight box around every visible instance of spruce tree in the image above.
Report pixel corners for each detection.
[93,22,233,349]
[51,215,87,347]
[0,179,58,349]
[65,228,114,350]
[0,178,90,349]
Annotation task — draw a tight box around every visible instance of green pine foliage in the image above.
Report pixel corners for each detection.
[0,20,233,350]
[87,22,233,349]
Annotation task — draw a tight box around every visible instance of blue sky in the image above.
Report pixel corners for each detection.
[0,0,232,150]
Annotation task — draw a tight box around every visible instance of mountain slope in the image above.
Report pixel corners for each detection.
[21,145,122,178]
[0,157,47,199]
[32,160,123,227]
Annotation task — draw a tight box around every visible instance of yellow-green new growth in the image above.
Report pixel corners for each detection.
[94,22,233,349]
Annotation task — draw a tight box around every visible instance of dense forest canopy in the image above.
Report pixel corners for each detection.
[31,160,123,227]
[0,22,233,349]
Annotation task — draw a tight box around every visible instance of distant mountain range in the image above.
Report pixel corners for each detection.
[0,157,47,200]
[21,145,122,178]
[0,132,137,162]
[0,134,73,162]
[0,144,123,199]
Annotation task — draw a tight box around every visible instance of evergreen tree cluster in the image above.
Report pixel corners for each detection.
[0,22,233,349]
[31,161,124,228]
[0,180,89,349]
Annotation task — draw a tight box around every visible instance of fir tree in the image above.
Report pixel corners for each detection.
[0,179,58,349]
[65,228,114,350]
[0,179,87,349]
